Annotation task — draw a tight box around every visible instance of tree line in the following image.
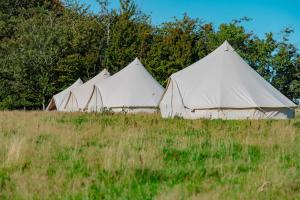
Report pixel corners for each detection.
[0,0,299,110]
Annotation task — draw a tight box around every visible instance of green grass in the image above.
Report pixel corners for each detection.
[0,111,299,199]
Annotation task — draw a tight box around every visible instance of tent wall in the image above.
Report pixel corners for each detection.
[89,107,158,113]
[162,104,295,120]
[160,80,295,119]
[87,87,159,113]
[179,108,295,120]
[110,108,158,113]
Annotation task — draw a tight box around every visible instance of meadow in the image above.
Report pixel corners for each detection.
[0,110,299,200]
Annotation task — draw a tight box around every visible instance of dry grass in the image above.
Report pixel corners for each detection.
[0,111,299,199]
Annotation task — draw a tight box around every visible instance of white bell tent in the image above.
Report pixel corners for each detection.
[64,69,110,112]
[160,41,297,119]
[87,58,164,113]
[46,78,83,111]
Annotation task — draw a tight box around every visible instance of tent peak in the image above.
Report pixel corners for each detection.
[76,78,83,83]
[224,41,229,51]
[222,40,234,52]
[134,57,142,64]
[101,68,110,76]
[214,40,235,53]
[130,58,144,68]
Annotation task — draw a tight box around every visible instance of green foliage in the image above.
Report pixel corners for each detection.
[0,170,10,190]
[56,114,90,126]
[0,0,299,109]
[146,14,200,84]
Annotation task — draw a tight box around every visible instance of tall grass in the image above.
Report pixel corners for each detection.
[0,111,299,199]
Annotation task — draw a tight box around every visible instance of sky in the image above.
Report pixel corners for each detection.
[78,0,300,48]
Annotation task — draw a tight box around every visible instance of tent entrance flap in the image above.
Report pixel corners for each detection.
[46,98,57,111]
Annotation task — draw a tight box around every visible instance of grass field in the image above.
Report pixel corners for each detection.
[0,111,299,199]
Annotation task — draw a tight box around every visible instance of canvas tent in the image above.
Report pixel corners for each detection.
[64,69,110,112]
[46,78,83,111]
[87,58,164,113]
[160,41,297,119]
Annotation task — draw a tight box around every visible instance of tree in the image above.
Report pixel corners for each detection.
[103,0,152,73]
[0,0,299,109]
[271,28,300,100]
[146,15,200,85]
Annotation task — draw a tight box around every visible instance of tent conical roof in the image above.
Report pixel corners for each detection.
[170,41,296,109]
[94,58,164,108]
